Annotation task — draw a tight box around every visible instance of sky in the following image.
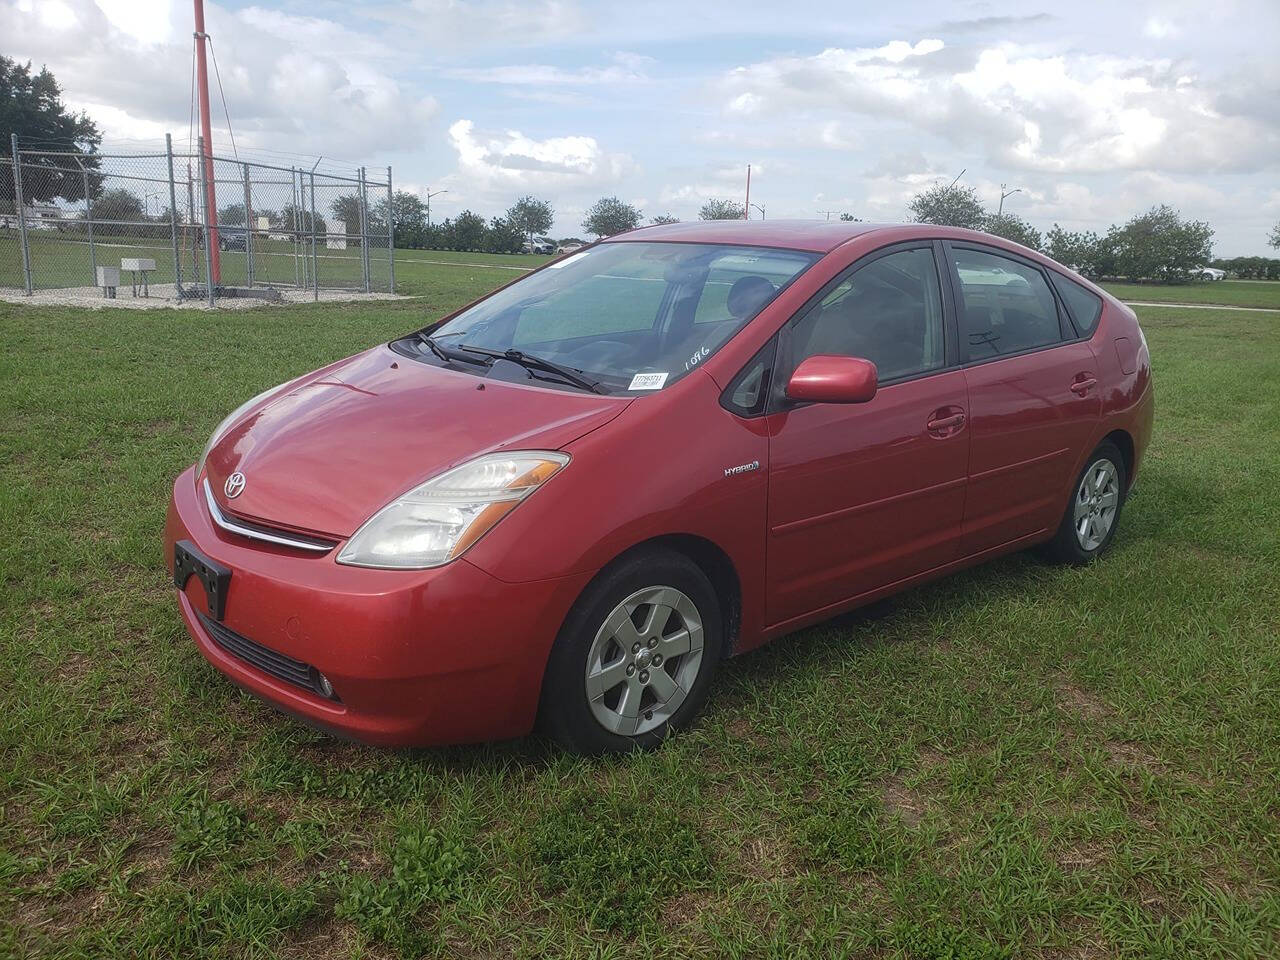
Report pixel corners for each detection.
[5,0,1279,255]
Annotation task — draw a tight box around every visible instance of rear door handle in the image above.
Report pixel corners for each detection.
[1070,377,1098,396]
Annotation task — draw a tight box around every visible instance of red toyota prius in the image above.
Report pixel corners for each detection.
[165,221,1153,753]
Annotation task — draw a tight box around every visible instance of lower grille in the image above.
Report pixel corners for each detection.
[197,612,337,701]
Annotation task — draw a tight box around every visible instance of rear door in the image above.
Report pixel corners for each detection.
[764,242,970,627]
[945,242,1101,556]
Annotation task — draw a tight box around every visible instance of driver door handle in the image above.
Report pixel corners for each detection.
[1070,376,1098,396]
[926,410,966,437]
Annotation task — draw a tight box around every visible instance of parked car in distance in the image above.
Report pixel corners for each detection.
[556,241,585,254]
[523,237,556,255]
[195,226,248,251]
[166,220,1153,754]
[1190,266,1225,281]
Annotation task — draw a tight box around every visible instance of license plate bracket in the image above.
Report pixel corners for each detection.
[174,539,231,620]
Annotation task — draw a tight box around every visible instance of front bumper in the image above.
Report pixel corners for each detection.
[164,466,592,746]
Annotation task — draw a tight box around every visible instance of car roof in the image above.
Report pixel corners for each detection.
[607,219,889,253]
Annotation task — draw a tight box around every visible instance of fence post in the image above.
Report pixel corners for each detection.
[76,158,97,285]
[11,134,33,295]
[291,167,302,289]
[385,166,395,294]
[165,134,182,297]
[186,164,199,288]
[197,137,215,307]
[358,166,371,293]
[309,170,319,302]
[242,162,254,288]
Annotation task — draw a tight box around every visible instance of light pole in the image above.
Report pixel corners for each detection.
[998,183,1022,216]
[750,203,766,220]
[425,189,448,227]
[143,190,160,217]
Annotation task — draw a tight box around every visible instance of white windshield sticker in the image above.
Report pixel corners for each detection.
[628,372,668,391]
[548,250,590,269]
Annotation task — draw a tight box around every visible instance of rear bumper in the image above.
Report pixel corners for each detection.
[165,466,592,746]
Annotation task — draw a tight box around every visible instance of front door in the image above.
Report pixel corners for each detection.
[765,244,970,627]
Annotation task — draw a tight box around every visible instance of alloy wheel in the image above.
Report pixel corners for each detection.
[584,585,704,737]
[1073,458,1120,551]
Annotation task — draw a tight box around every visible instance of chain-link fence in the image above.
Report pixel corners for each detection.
[1,134,394,303]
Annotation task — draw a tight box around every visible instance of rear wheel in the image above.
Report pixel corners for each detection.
[539,549,722,754]
[1043,442,1127,564]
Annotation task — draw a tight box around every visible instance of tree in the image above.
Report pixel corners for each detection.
[1044,224,1104,277]
[839,213,862,222]
[699,198,745,220]
[486,216,525,254]
[329,194,363,237]
[582,196,641,237]
[908,182,986,229]
[375,191,428,248]
[1105,205,1213,283]
[983,212,1042,251]
[218,202,246,226]
[1269,222,1280,250]
[506,195,554,246]
[91,188,144,224]
[450,209,488,251]
[0,56,102,204]
[650,214,679,225]
[278,202,326,236]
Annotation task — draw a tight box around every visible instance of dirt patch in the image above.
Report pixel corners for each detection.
[1055,680,1113,722]
[882,778,928,826]
[738,834,796,881]
[1105,740,1164,773]
[1056,840,1109,873]
[661,889,710,927]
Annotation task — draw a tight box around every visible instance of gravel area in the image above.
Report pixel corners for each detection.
[0,283,411,310]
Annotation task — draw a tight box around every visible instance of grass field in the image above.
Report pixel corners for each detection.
[2,290,1280,958]
[1099,280,1280,310]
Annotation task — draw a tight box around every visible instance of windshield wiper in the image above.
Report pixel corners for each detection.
[417,333,490,366]
[455,344,609,394]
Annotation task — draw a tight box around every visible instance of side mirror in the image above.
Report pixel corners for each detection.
[785,355,878,404]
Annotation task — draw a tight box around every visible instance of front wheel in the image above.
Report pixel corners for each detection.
[1043,442,1127,564]
[539,549,722,754]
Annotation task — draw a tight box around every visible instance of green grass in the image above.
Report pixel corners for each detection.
[0,231,548,296]
[1100,280,1280,310]
[2,293,1279,958]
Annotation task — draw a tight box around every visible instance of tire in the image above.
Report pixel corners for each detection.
[1043,442,1127,564]
[539,548,723,754]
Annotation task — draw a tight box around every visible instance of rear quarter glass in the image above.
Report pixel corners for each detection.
[1052,273,1104,335]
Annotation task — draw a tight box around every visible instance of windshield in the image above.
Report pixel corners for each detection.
[423,241,818,393]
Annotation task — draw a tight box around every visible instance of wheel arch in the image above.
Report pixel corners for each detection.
[559,533,743,659]
[1100,428,1135,490]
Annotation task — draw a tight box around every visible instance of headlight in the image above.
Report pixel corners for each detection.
[336,451,570,569]
[196,383,291,480]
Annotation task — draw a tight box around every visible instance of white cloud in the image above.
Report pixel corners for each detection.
[445,52,653,86]
[441,120,634,210]
[1,0,438,157]
[718,39,1280,175]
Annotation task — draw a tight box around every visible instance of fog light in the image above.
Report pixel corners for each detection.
[310,668,335,699]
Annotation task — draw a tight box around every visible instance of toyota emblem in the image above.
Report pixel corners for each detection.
[224,471,247,499]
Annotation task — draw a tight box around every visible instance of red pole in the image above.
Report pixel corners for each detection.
[744,164,751,220]
[193,0,220,283]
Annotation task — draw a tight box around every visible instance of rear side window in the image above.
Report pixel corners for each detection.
[952,248,1062,359]
[1052,274,1103,335]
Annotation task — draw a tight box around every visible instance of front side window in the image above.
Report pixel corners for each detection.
[953,248,1062,358]
[420,242,817,393]
[789,246,946,383]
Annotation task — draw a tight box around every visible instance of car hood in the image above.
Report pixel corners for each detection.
[204,345,629,538]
